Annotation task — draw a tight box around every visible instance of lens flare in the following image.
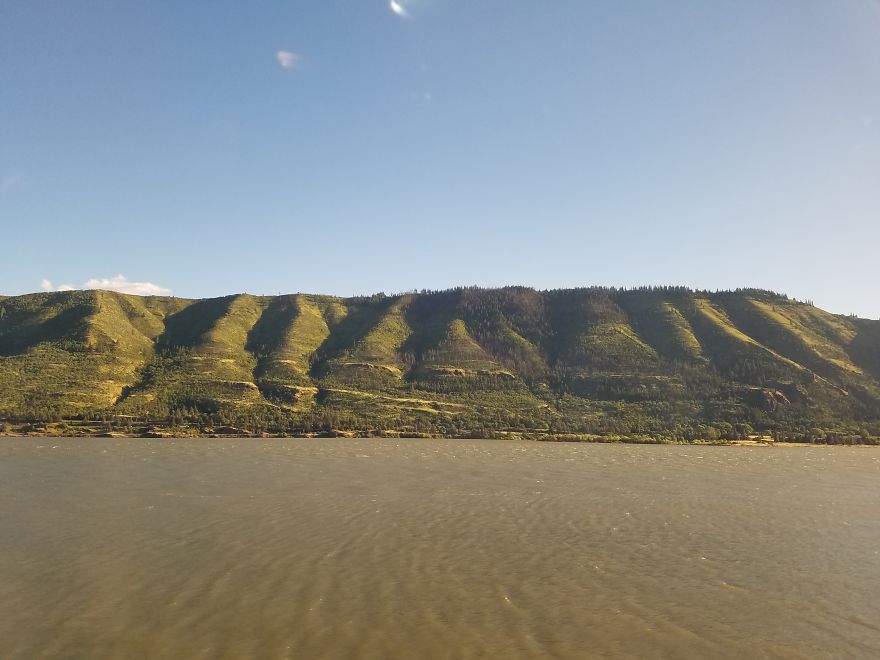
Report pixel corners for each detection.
[389,0,407,17]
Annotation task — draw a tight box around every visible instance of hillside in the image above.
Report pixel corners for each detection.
[1,287,879,442]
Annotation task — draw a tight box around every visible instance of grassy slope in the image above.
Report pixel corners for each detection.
[119,294,269,412]
[678,297,802,379]
[418,318,503,373]
[411,291,552,426]
[316,296,413,390]
[549,289,658,373]
[1,287,879,435]
[247,294,346,407]
[0,291,189,414]
[617,292,703,363]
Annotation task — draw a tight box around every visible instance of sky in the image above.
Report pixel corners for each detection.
[1,0,878,317]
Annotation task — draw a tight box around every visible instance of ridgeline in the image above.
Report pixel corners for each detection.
[1,287,879,442]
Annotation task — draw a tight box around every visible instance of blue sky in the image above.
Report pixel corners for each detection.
[1,0,878,317]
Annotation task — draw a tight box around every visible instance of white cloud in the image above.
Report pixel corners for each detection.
[82,275,172,296]
[40,274,171,296]
[276,50,299,69]
[389,0,408,17]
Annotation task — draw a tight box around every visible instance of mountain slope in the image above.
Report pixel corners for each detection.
[1,287,878,441]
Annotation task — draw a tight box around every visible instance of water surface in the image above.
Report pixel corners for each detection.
[1,439,879,659]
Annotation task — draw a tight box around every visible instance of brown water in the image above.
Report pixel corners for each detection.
[1,439,879,659]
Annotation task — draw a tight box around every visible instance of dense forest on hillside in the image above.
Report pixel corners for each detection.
[1,287,879,443]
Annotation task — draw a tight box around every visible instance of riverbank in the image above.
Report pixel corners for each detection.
[2,422,877,445]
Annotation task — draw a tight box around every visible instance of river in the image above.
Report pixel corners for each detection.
[1,438,878,659]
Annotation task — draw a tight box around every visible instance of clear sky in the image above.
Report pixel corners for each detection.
[1,1,878,317]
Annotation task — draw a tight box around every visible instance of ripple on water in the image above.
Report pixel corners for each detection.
[0,438,879,659]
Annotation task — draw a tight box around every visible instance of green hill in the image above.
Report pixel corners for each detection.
[1,287,878,442]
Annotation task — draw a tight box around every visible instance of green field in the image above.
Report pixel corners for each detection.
[1,287,879,442]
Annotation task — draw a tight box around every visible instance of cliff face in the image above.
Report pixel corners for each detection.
[1,287,879,439]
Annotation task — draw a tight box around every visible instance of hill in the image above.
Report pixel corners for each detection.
[1,287,879,442]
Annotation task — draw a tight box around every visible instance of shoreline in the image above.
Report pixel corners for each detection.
[1,428,876,446]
